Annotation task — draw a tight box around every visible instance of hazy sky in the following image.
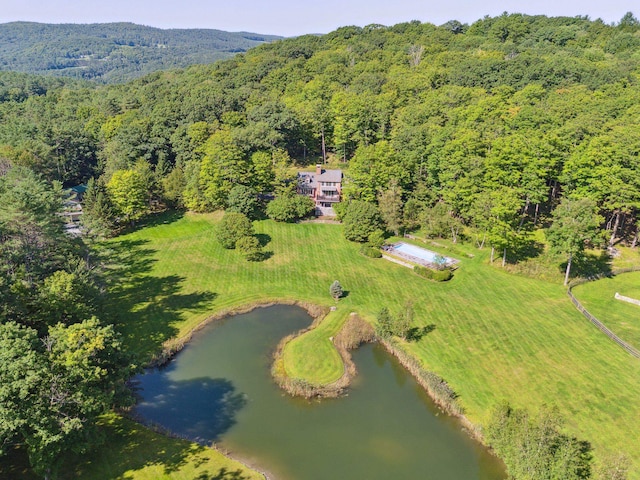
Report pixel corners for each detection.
[1,0,638,36]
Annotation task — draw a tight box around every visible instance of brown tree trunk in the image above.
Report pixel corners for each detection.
[321,129,326,164]
[502,247,507,267]
[533,203,540,226]
[550,180,558,201]
[518,197,530,231]
[490,246,495,263]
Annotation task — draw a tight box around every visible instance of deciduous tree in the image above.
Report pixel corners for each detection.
[0,319,134,480]
[547,198,602,285]
[106,169,147,224]
[216,212,254,249]
[342,200,383,243]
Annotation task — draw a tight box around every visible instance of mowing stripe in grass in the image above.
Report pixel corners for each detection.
[106,213,640,478]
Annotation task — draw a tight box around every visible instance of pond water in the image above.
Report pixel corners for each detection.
[134,304,506,480]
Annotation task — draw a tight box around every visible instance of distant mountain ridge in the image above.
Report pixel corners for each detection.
[0,21,283,83]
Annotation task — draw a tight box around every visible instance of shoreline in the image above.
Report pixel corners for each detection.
[146,299,329,368]
[124,410,274,480]
[271,311,374,398]
[138,299,498,474]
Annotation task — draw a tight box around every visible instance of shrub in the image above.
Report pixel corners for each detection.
[414,265,452,281]
[235,235,263,261]
[330,280,343,300]
[227,185,260,219]
[376,307,394,338]
[360,245,382,258]
[486,403,593,480]
[342,200,383,242]
[367,229,386,248]
[332,201,347,220]
[375,302,413,339]
[216,212,254,249]
[267,195,315,222]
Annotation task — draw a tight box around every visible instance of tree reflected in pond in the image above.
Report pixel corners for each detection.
[135,376,247,442]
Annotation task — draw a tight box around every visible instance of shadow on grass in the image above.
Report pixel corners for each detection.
[194,468,255,480]
[406,324,436,342]
[97,237,217,362]
[254,250,274,262]
[119,209,186,236]
[255,233,271,248]
[570,250,613,279]
[62,413,255,480]
[134,376,247,443]
[509,237,545,264]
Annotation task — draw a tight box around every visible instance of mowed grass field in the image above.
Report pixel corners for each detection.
[282,309,350,384]
[95,211,640,478]
[572,271,640,350]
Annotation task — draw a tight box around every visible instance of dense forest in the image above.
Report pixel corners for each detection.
[0,22,282,83]
[1,11,640,479]
[1,13,639,273]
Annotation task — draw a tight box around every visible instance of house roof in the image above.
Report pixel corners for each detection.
[297,169,342,188]
[69,184,87,194]
[317,169,342,183]
[298,172,317,188]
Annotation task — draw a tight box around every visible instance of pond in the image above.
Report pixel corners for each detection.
[134,304,506,480]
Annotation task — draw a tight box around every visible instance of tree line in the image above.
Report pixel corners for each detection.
[0,13,638,274]
[1,12,639,478]
[0,167,135,479]
[0,22,282,83]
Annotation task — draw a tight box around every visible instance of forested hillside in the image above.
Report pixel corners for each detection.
[0,22,282,83]
[1,13,639,268]
[2,12,640,479]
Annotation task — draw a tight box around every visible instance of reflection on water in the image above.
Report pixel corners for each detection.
[135,305,506,480]
[136,375,246,442]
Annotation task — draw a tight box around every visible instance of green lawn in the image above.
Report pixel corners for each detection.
[70,414,264,480]
[92,211,640,478]
[572,271,640,350]
[282,308,349,384]
[2,413,264,480]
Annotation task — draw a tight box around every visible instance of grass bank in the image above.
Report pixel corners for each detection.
[96,211,640,478]
[572,271,640,350]
[273,308,375,397]
[3,413,265,480]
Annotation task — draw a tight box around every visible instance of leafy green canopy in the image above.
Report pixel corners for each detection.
[0,319,134,479]
[216,212,255,249]
[0,167,135,478]
[486,403,593,480]
[0,13,638,255]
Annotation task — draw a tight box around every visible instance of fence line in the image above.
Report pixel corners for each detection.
[567,269,640,359]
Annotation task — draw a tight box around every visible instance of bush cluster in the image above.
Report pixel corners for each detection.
[360,245,382,258]
[266,195,315,222]
[486,403,596,480]
[414,265,453,281]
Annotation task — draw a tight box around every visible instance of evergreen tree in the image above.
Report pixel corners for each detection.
[81,177,115,238]
[329,280,343,300]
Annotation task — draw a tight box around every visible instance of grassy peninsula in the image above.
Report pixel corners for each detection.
[82,211,640,479]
